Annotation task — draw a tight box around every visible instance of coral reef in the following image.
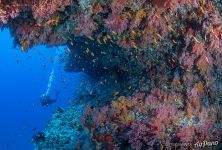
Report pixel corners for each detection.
[1,0,222,149]
[81,90,221,149]
[33,105,87,149]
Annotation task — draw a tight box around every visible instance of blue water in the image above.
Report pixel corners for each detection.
[0,29,84,150]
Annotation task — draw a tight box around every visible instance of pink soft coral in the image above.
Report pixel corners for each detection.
[110,0,127,14]
[75,14,97,36]
[32,0,72,19]
[105,15,129,33]
[128,121,156,150]
[0,1,22,23]
[177,126,195,142]
[152,0,198,10]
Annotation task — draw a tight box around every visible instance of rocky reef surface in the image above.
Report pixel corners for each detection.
[1,0,222,149]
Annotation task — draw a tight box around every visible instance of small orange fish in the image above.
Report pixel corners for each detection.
[92,2,100,14]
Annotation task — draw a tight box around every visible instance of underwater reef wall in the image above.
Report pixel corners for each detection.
[1,0,222,149]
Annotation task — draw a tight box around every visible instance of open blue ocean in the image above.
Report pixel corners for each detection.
[0,29,84,150]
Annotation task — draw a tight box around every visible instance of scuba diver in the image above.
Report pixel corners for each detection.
[40,94,56,107]
[40,67,56,107]
[40,48,62,107]
[40,91,60,107]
